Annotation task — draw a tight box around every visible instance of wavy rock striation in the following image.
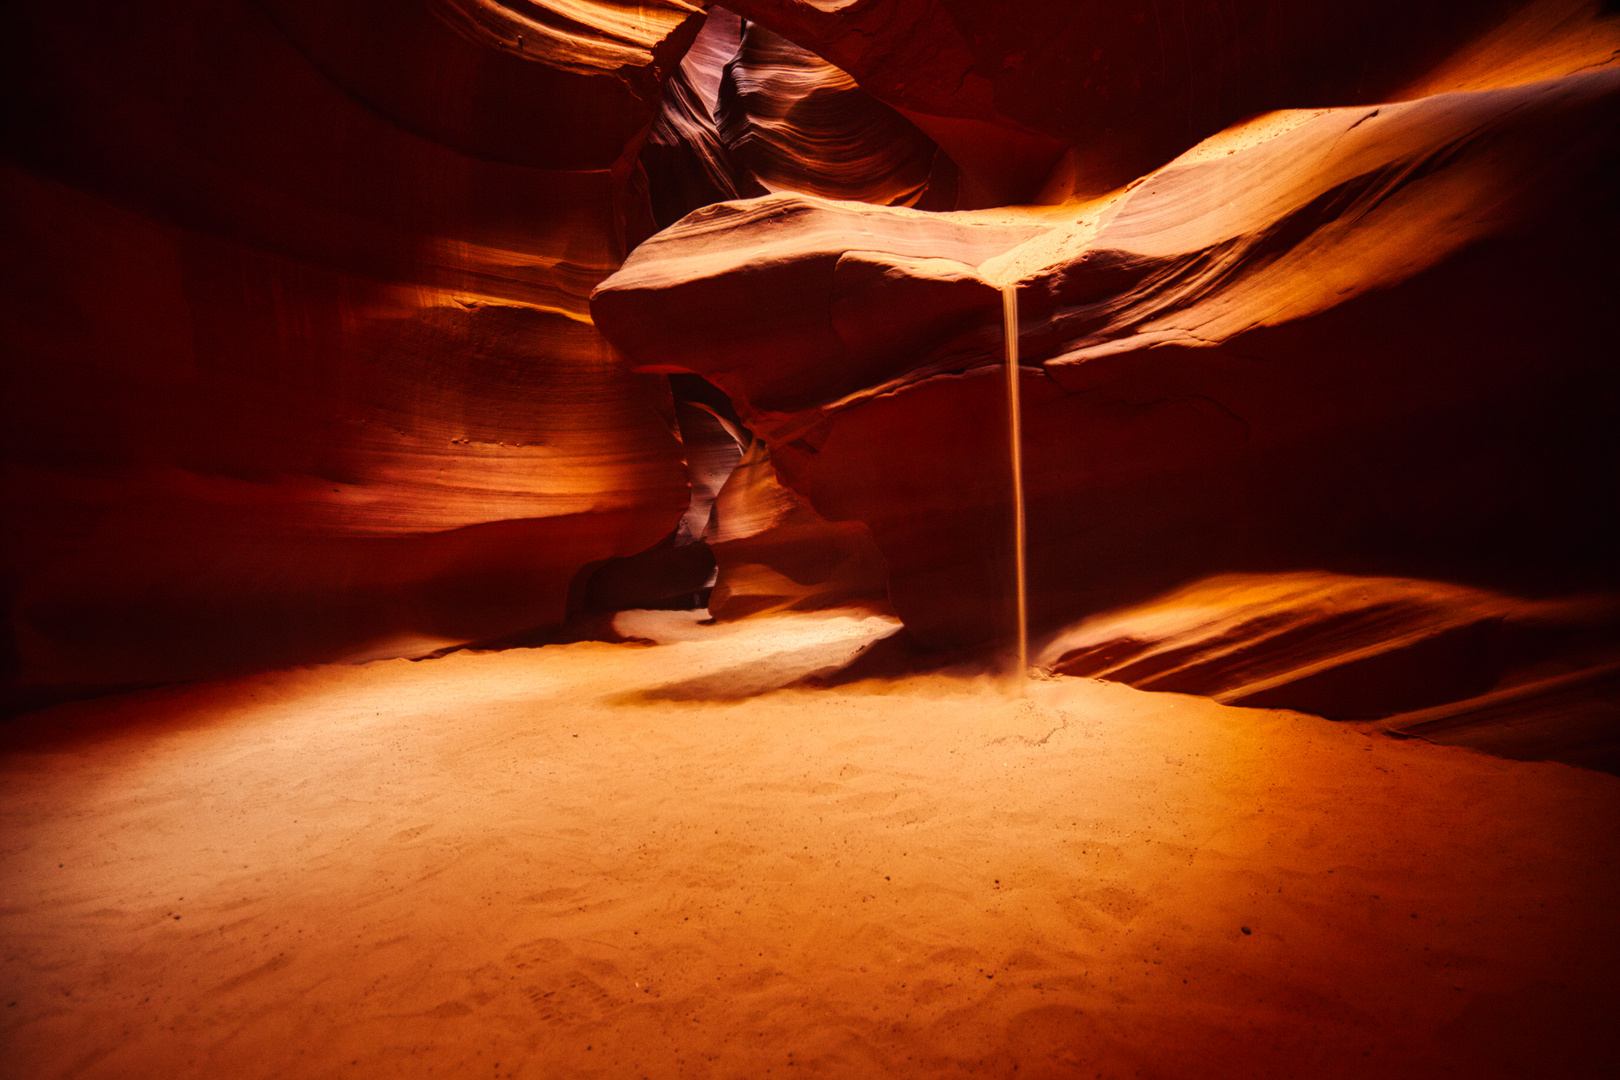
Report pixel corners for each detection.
[723,0,1610,203]
[1,0,702,698]
[716,19,945,208]
[1039,572,1620,772]
[641,8,771,233]
[641,5,951,232]
[703,435,890,620]
[596,25,1620,759]
[594,195,1050,414]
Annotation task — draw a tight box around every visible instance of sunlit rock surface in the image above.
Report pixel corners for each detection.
[642,10,764,233]
[724,0,1613,203]
[594,195,1048,412]
[601,59,1620,425]
[705,436,889,620]
[5,0,1619,761]
[596,18,1620,765]
[717,20,945,207]
[641,6,951,233]
[1,0,700,698]
[1039,573,1620,772]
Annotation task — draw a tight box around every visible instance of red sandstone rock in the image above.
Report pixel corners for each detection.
[595,36,1620,746]
[6,0,1620,738]
[641,7,952,232]
[724,0,1586,202]
[259,0,705,172]
[0,1,698,695]
[642,8,771,232]
[717,19,944,207]
[1038,572,1620,771]
[601,61,1620,431]
[592,195,1044,414]
[705,437,889,619]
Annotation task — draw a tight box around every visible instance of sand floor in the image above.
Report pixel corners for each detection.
[1,609,1616,1079]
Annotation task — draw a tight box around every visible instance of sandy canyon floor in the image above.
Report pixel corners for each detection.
[1,609,1616,1079]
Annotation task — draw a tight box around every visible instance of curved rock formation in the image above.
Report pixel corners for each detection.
[705,436,890,619]
[598,56,1620,614]
[716,19,944,207]
[1,0,701,697]
[6,0,1619,756]
[641,7,771,233]
[593,195,1049,414]
[723,0,1608,202]
[603,55,1620,420]
[595,17,1620,750]
[1039,572,1620,772]
[641,6,951,232]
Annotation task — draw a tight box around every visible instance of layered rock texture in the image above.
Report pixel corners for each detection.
[639,7,952,231]
[5,0,1618,770]
[596,1,1620,766]
[1039,573,1620,773]
[1,0,705,699]
[722,0,1581,203]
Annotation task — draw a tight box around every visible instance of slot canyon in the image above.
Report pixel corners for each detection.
[2,0,1618,1076]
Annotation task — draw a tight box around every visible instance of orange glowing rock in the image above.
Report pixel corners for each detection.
[717,19,944,208]
[6,0,1620,720]
[641,7,771,233]
[1,0,702,696]
[724,0,1617,201]
[704,436,890,620]
[1038,571,1620,771]
[595,50,1620,675]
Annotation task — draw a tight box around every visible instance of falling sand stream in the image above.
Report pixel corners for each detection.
[1002,283,1028,682]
